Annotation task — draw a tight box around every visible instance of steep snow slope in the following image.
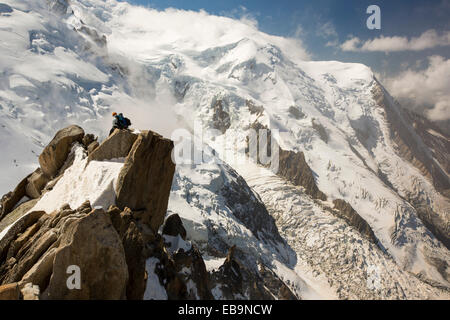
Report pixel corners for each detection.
[233,162,447,299]
[0,0,448,299]
[168,152,330,299]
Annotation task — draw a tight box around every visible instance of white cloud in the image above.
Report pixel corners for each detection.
[317,21,338,39]
[232,5,259,29]
[340,37,361,51]
[107,3,310,61]
[294,24,305,38]
[383,55,450,121]
[341,29,450,52]
[325,40,339,47]
[315,21,339,48]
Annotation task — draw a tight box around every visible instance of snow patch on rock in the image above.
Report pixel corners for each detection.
[31,144,124,213]
[144,257,168,300]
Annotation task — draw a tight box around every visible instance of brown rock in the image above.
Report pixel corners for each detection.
[0,174,30,221]
[107,205,151,300]
[210,246,288,300]
[6,222,40,260]
[278,148,327,201]
[0,211,45,261]
[212,99,231,134]
[41,209,128,299]
[0,199,39,241]
[3,229,58,284]
[246,122,326,201]
[25,168,49,199]
[115,130,175,232]
[166,276,187,300]
[39,125,85,178]
[107,205,123,233]
[172,245,212,299]
[88,129,137,162]
[0,282,20,300]
[0,126,179,300]
[332,199,378,244]
[311,119,328,143]
[82,134,96,148]
[122,221,145,300]
[413,203,449,250]
[288,106,305,119]
[162,214,187,240]
[87,141,99,154]
[258,263,297,300]
[1,203,132,300]
[20,282,40,300]
[215,245,243,296]
[20,248,57,291]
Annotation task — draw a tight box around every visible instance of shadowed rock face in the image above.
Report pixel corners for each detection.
[278,148,327,201]
[148,237,212,300]
[219,165,285,244]
[115,130,176,233]
[212,99,231,134]
[372,82,450,251]
[162,214,187,240]
[108,206,147,300]
[332,199,378,244]
[412,202,450,250]
[372,83,450,195]
[47,0,70,16]
[288,106,305,120]
[210,245,297,300]
[247,121,327,201]
[0,175,30,221]
[0,3,13,14]
[401,110,450,177]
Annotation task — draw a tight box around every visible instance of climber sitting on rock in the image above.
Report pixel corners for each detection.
[110,112,131,135]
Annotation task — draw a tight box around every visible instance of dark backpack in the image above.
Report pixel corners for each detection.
[117,114,130,128]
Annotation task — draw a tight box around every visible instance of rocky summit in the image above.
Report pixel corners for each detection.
[0,125,177,299]
[0,125,288,300]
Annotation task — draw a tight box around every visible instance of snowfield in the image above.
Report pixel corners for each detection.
[0,0,448,299]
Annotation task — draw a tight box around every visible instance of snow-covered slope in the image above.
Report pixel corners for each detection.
[0,0,448,299]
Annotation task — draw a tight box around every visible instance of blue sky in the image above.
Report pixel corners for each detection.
[123,0,450,77]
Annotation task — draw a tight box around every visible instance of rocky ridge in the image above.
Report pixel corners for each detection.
[0,125,296,300]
